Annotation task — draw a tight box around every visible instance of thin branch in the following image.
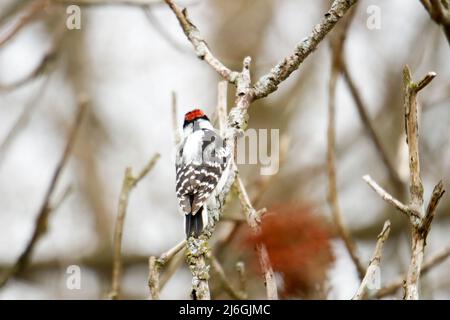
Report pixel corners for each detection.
[0,75,52,165]
[163,0,239,83]
[159,239,186,264]
[235,261,247,296]
[0,97,88,288]
[109,153,160,299]
[363,175,412,218]
[376,245,450,298]
[252,0,359,99]
[49,184,73,212]
[210,255,247,300]
[143,5,188,54]
[147,239,186,299]
[342,63,404,193]
[364,66,441,300]
[0,0,49,48]
[235,175,278,300]
[327,19,366,280]
[402,67,438,300]
[159,246,185,288]
[353,220,391,300]
[0,44,59,92]
[419,0,450,44]
[421,181,445,237]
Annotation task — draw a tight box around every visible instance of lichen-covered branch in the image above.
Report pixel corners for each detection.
[353,221,391,300]
[109,153,160,299]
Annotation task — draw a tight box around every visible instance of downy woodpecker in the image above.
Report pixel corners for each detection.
[176,109,230,238]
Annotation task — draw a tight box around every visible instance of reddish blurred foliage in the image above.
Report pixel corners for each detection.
[241,204,335,298]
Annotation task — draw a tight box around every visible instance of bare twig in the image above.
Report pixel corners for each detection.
[109,153,160,300]
[0,0,49,48]
[147,239,186,299]
[364,66,442,300]
[163,0,239,83]
[353,220,391,300]
[235,261,247,295]
[252,0,359,99]
[327,17,366,280]
[419,0,450,44]
[0,97,88,288]
[143,6,188,54]
[0,48,57,91]
[402,66,438,300]
[0,25,66,92]
[210,256,247,300]
[159,246,185,288]
[342,63,404,193]
[363,175,412,218]
[0,75,52,165]
[235,175,278,300]
[50,184,73,212]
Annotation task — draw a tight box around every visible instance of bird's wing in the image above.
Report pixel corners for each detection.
[176,129,229,215]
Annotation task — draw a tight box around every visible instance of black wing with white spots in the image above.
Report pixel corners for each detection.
[176,129,229,216]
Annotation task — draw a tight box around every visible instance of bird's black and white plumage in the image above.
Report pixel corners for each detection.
[176,109,230,238]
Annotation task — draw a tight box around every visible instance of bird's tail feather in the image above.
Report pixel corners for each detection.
[185,206,204,238]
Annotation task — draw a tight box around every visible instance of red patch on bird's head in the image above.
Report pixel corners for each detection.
[184,109,205,122]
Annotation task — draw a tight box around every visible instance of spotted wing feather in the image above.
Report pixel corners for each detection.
[176,129,229,216]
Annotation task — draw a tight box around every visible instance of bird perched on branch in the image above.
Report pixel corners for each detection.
[176,109,230,238]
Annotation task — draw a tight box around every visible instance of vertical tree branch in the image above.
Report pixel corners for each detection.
[364,66,442,300]
[109,153,160,299]
[327,14,366,279]
[402,66,437,300]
